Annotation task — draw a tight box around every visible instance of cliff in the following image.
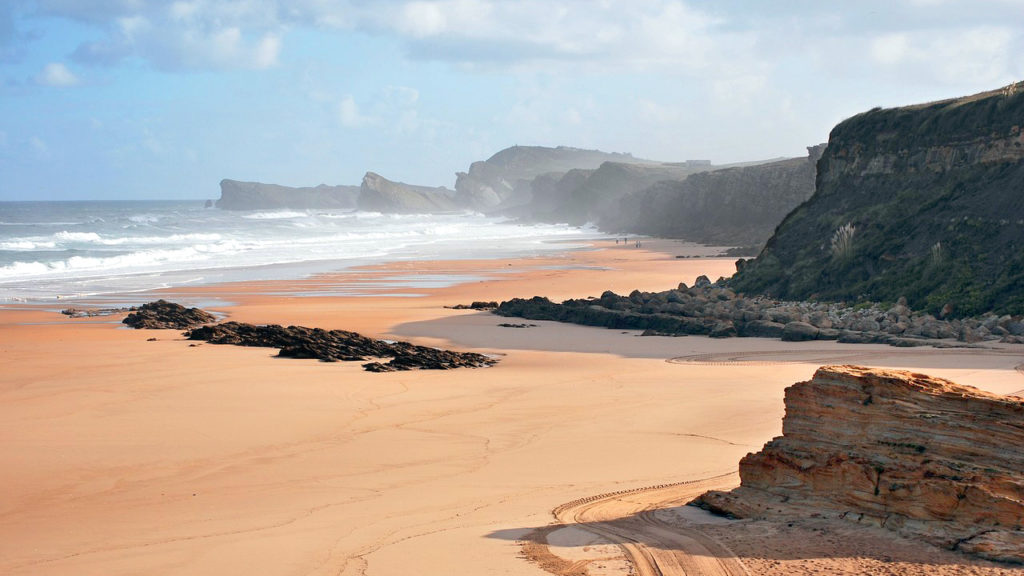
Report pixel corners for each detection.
[453,145,651,211]
[696,365,1024,564]
[536,161,717,225]
[602,147,822,246]
[216,179,360,210]
[731,82,1024,316]
[357,172,459,214]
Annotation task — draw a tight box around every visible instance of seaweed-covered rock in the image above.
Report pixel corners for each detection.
[186,321,495,372]
[122,300,216,330]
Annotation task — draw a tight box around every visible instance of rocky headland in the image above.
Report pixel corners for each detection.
[217,179,359,210]
[357,171,459,214]
[731,81,1024,317]
[494,276,1024,347]
[601,146,823,247]
[694,365,1024,564]
[453,145,653,212]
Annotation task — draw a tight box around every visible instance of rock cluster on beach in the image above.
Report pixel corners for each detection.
[121,300,495,372]
[186,321,496,372]
[494,276,1024,348]
[122,300,217,329]
[694,365,1024,564]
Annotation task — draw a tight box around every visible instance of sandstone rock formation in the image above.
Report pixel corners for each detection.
[695,365,1024,564]
[731,81,1024,316]
[217,179,359,210]
[122,300,217,329]
[358,171,459,213]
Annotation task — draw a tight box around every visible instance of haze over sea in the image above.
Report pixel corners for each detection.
[0,201,594,304]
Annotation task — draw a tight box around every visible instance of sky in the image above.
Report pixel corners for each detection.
[0,0,1022,201]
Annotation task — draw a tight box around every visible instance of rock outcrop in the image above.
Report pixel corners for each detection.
[186,321,496,371]
[217,179,359,210]
[453,145,653,212]
[602,146,823,246]
[694,365,1024,564]
[122,300,217,329]
[358,172,459,214]
[731,81,1024,316]
[494,281,1023,347]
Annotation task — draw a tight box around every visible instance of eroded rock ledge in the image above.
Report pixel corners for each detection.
[694,365,1024,564]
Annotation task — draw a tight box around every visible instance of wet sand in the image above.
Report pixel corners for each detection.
[1,239,1021,575]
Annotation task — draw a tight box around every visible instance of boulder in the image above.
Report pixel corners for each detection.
[781,321,819,342]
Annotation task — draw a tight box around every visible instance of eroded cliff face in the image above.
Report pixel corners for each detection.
[603,147,822,247]
[357,172,459,214]
[731,82,1024,316]
[696,365,1024,564]
[217,179,360,210]
[453,145,649,212]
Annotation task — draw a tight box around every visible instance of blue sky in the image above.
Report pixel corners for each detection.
[1,0,1022,201]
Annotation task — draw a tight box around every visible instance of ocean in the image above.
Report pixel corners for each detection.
[0,201,597,304]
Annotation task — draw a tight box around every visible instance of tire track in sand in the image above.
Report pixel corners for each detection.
[524,473,749,576]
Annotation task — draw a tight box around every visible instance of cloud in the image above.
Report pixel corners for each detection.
[35,62,79,86]
[338,96,369,127]
[869,26,1020,85]
[9,0,1024,87]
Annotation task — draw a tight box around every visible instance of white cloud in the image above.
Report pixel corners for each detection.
[338,96,369,127]
[869,26,1019,85]
[35,62,79,86]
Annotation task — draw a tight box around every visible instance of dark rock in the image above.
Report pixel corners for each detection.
[62,307,129,318]
[694,275,712,288]
[447,301,499,310]
[122,300,217,330]
[186,321,495,371]
[709,320,737,338]
[739,320,786,339]
[782,321,819,342]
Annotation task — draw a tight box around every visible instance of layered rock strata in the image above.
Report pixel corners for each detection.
[695,365,1024,564]
[494,279,1024,347]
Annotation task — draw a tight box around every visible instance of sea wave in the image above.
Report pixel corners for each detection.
[241,210,310,220]
[0,241,245,280]
[51,231,223,246]
[0,239,58,250]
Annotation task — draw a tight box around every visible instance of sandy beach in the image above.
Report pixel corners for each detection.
[2,239,1022,576]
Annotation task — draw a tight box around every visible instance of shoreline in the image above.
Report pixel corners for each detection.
[1,239,1021,575]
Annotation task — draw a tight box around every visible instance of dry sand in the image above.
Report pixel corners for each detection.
[1,239,1021,575]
